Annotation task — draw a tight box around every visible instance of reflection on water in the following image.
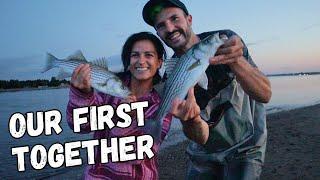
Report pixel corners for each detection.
[0,88,91,179]
[0,75,319,179]
[267,74,320,112]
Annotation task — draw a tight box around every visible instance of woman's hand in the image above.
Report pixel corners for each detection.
[121,94,137,103]
[71,64,92,93]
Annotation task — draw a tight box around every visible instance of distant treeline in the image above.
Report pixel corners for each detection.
[0,77,69,89]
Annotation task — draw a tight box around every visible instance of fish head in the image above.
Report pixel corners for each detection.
[192,33,224,62]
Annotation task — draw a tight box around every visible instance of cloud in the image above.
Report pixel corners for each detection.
[246,36,280,46]
[301,23,320,32]
[0,54,49,80]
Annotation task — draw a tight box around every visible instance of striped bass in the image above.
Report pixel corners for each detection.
[145,33,224,141]
[43,50,131,98]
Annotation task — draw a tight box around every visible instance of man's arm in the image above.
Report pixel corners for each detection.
[229,57,271,103]
[171,88,209,145]
[210,35,272,103]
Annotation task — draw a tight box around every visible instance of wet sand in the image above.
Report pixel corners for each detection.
[158,104,320,179]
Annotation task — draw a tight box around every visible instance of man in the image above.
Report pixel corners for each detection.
[142,0,272,179]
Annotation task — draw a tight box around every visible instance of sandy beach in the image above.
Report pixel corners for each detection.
[46,104,320,179]
[158,104,320,180]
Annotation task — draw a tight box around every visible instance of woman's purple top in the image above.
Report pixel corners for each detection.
[66,78,172,180]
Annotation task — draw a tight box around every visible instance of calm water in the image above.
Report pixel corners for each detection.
[0,75,319,179]
[267,75,320,112]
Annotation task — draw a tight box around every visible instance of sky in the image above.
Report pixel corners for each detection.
[0,0,319,80]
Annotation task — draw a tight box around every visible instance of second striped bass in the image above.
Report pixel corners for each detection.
[145,33,224,141]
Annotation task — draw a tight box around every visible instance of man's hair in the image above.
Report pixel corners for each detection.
[121,31,166,84]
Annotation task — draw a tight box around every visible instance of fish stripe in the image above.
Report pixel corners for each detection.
[147,33,224,141]
[46,53,131,98]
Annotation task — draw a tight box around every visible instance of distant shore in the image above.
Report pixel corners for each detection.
[267,71,320,77]
[47,103,320,179]
[1,72,319,93]
[0,86,69,93]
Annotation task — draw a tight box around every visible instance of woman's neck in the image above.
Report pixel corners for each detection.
[130,78,153,98]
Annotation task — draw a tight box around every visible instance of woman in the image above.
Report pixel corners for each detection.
[66,32,172,179]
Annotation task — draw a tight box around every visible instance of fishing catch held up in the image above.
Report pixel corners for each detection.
[43,50,131,98]
[145,33,225,141]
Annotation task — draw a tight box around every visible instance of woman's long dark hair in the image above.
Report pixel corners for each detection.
[120,31,166,84]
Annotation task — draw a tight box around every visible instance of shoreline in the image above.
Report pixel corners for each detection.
[43,103,320,179]
[159,103,320,179]
[0,86,69,93]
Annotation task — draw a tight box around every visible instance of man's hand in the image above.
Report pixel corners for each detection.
[209,35,244,65]
[209,34,272,103]
[170,87,200,122]
[170,87,209,145]
[71,64,92,93]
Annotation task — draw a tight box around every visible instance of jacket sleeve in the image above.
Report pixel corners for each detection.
[66,86,111,133]
[161,113,173,142]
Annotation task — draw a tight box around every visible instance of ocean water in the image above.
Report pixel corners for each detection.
[267,75,320,112]
[0,74,319,179]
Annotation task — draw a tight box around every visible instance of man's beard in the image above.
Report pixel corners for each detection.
[164,28,191,50]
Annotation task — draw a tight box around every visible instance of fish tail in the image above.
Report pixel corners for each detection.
[42,53,57,73]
